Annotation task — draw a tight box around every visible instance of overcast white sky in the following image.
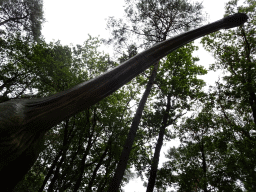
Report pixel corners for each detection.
[41,0,242,191]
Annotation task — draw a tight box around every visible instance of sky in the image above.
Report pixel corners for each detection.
[41,0,241,191]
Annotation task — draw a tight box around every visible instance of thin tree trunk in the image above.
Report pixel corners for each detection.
[73,135,93,192]
[240,28,256,125]
[39,119,71,192]
[201,140,208,192]
[87,139,111,191]
[146,94,171,192]
[39,148,63,192]
[108,62,159,192]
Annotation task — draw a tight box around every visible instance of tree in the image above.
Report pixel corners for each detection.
[155,93,249,191]
[106,1,204,191]
[201,0,256,190]
[0,0,44,42]
[14,36,137,191]
[144,42,206,192]
[156,0,256,191]
[0,12,248,190]
[0,34,73,102]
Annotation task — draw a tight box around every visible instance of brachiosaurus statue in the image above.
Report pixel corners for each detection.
[0,13,248,191]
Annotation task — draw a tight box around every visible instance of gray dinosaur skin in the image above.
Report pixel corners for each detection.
[0,13,248,191]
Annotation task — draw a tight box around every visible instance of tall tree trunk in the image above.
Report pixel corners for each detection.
[241,28,256,125]
[39,147,63,192]
[201,140,208,192]
[108,62,159,192]
[47,119,70,191]
[146,94,171,192]
[73,135,93,192]
[87,139,111,191]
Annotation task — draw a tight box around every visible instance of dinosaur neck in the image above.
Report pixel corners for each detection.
[25,13,247,132]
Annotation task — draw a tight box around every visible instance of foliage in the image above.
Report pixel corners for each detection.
[142,42,207,140]
[0,32,74,102]
[0,0,44,41]
[106,0,205,56]
[106,1,205,191]
[142,42,206,192]
[201,1,256,190]
[11,35,139,191]
[155,0,256,191]
[3,0,256,191]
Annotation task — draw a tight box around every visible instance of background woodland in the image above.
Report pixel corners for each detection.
[0,0,256,191]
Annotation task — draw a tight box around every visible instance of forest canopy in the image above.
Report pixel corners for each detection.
[0,0,255,191]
